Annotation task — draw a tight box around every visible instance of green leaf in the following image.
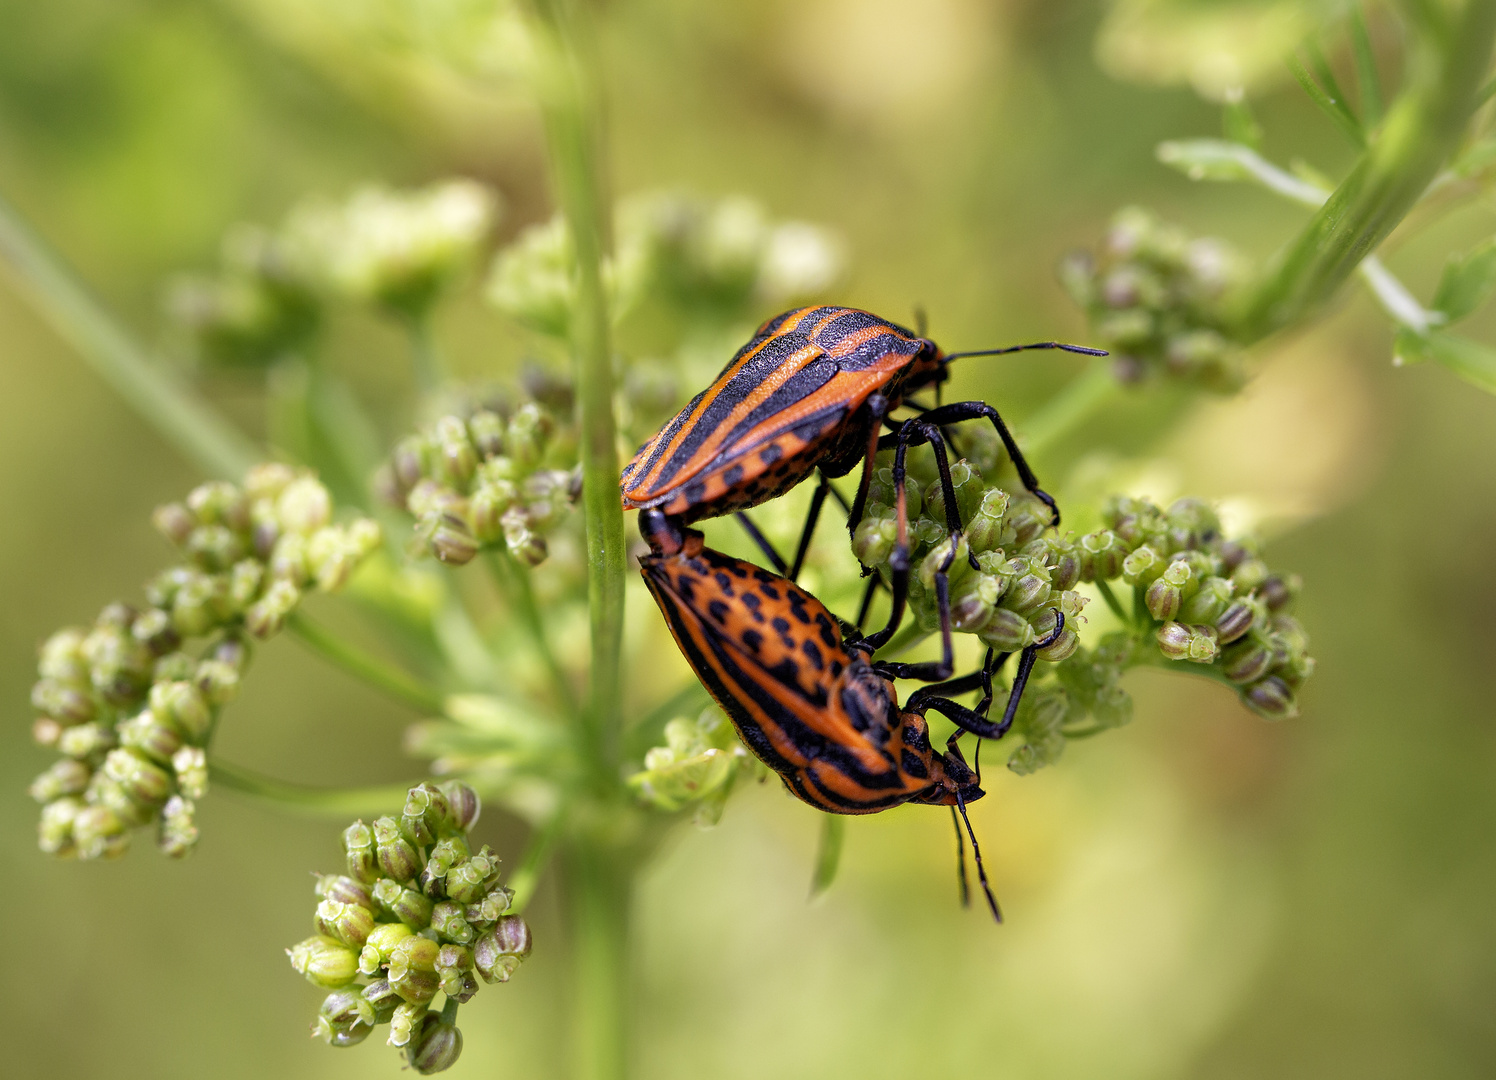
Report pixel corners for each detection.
[809,814,846,899]
[1392,327,1434,367]
[1432,238,1496,323]
[1422,333,1496,394]
[1222,93,1263,149]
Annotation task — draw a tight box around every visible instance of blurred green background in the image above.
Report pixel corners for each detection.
[4,1,1496,1077]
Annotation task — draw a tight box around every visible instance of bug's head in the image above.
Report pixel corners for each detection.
[938,745,986,805]
[638,508,696,558]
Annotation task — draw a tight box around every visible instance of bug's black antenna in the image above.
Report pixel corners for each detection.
[950,806,970,908]
[953,791,1002,922]
[944,342,1107,361]
[913,304,929,338]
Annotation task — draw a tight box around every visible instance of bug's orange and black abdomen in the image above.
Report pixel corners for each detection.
[639,530,973,813]
[621,306,941,523]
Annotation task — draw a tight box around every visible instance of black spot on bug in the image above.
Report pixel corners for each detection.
[760,444,783,466]
[722,464,744,489]
[801,640,824,671]
[742,593,761,611]
[742,628,763,653]
[771,617,791,634]
[683,479,707,505]
[708,600,730,624]
[714,571,734,593]
[900,749,929,780]
[829,660,844,679]
[759,582,781,600]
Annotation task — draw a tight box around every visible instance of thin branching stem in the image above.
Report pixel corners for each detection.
[211,760,418,816]
[485,550,578,716]
[0,188,259,480]
[289,612,447,714]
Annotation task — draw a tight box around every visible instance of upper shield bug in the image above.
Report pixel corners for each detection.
[637,508,1064,920]
[622,304,1101,687]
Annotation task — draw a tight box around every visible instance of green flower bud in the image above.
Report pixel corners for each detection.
[186,525,246,572]
[28,759,90,802]
[374,816,422,882]
[1221,637,1273,684]
[407,1013,463,1075]
[1006,496,1054,545]
[506,403,549,471]
[101,748,172,805]
[1030,609,1079,662]
[32,716,64,749]
[88,776,153,827]
[1260,573,1300,612]
[245,579,301,639]
[978,607,1036,651]
[153,502,197,547]
[467,410,506,459]
[474,915,531,983]
[276,476,333,535]
[391,436,432,495]
[438,781,480,832]
[444,861,490,905]
[362,979,402,1024]
[313,989,375,1047]
[1121,544,1162,586]
[343,820,379,883]
[1243,675,1296,719]
[130,608,180,656]
[373,879,434,928]
[435,942,474,976]
[245,462,298,501]
[38,797,83,856]
[158,794,199,858]
[428,513,479,566]
[1213,598,1259,644]
[465,887,514,926]
[389,936,442,1004]
[389,1002,427,1049]
[1001,562,1052,615]
[470,480,517,544]
[269,531,309,584]
[166,572,225,637]
[187,481,250,530]
[84,624,154,703]
[501,509,547,567]
[315,874,374,909]
[316,898,377,948]
[851,515,898,568]
[1155,622,1218,663]
[70,801,128,861]
[963,488,1012,553]
[150,680,212,741]
[403,782,450,846]
[31,678,95,724]
[442,968,480,1004]
[429,901,474,944]
[434,416,479,489]
[152,651,196,683]
[57,722,115,759]
[288,936,359,989]
[1231,557,1270,593]
[1078,529,1126,582]
[359,922,415,975]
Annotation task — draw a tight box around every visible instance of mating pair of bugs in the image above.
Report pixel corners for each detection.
[620,306,1103,919]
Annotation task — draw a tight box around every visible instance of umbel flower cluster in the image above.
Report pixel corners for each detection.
[379,377,582,568]
[627,707,764,826]
[850,442,1312,773]
[287,782,532,1075]
[1059,206,1252,390]
[170,179,498,366]
[26,466,380,860]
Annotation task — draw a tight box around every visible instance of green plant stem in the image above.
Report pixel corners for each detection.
[532,0,626,788]
[0,188,259,480]
[211,760,416,815]
[1021,359,1121,459]
[1241,0,1496,339]
[509,812,565,913]
[406,313,448,395]
[563,837,632,1080]
[1094,579,1129,625]
[288,612,446,713]
[486,551,578,717]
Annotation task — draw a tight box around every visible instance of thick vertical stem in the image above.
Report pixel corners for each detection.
[532,0,627,785]
[1239,0,1496,340]
[564,838,633,1080]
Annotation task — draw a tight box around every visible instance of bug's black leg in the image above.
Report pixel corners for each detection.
[954,790,1001,922]
[860,421,917,652]
[734,512,787,574]
[918,400,1060,529]
[990,611,1067,738]
[912,417,982,573]
[950,806,970,908]
[846,394,890,538]
[788,474,832,582]
[902,661,993,709]
[871,563,954,681]
[825,478,852,515]
[855,574,881,631]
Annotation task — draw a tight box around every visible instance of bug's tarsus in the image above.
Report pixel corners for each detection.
[954,790,1002,922]
[734,512,788,574]
[950,806,971,908]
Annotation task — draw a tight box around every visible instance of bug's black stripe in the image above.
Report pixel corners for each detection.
[646,332,811,491]
[801,765,914,812]
[643,566,906,792]
[625,384,710,483]
[711,356,841,456]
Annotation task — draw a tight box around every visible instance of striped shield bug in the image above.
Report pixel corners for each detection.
[637,509,1065,920]
[622,304,1099,692]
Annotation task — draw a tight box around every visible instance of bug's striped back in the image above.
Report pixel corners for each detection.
[621,307,940,522]
[639,529,976,814]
